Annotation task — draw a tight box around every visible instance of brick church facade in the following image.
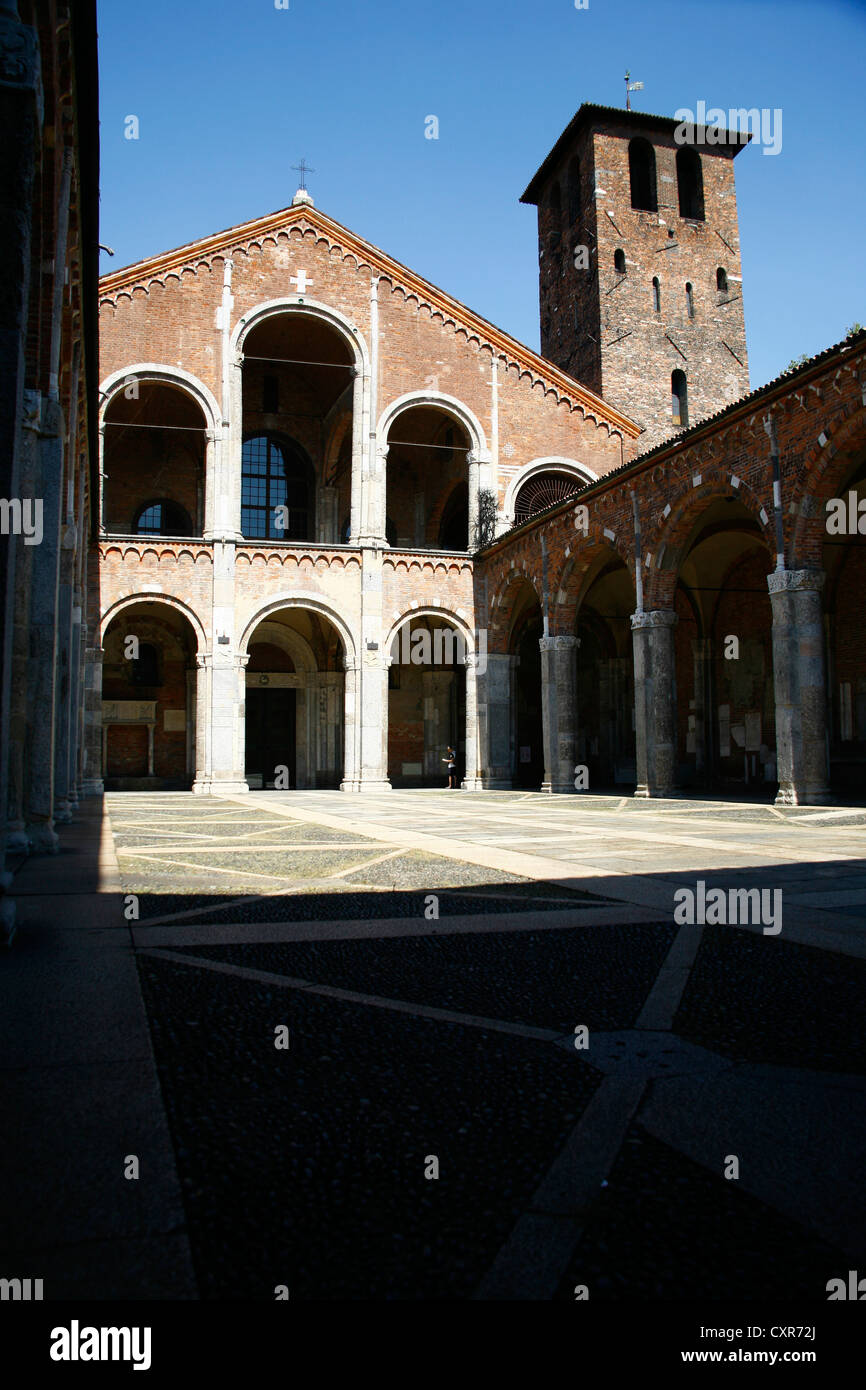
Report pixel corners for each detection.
[88,104,866,806]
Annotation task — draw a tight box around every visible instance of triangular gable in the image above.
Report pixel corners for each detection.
[98,203,639,438]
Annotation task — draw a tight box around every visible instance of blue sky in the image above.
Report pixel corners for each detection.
[97,0,865,390]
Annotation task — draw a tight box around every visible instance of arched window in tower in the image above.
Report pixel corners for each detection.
[671,370,689,428]
[717,266,729,294]
[568,157,582,223]
[134,499,193,536]
[686,282,695,318]
[629,138,657,213]
[614,248,626,274]
[676,147,705,220]
[241,435,312,540]
[652,277,661,312]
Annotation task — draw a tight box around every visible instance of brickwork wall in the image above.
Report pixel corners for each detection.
[534,115,749,450]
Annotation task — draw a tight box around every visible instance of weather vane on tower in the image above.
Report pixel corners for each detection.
[624,71,644,111]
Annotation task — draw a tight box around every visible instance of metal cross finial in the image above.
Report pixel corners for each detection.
[291,158,315,190]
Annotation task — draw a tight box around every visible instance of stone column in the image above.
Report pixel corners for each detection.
[462,652,482,791]
[317,485,339,544]
[53,530,76,823]
[539,635,579,793]
[349,365,368,543]
[467,450,480,550]
[68,593,83,804]
[340,658,361,791]
[358,648,391,791]
[191,654,212,793]
[24,396,65,851]
[691,637,713,784]
[359,443,388,546]
[768,569,832,805]
[81,645,104,794]
[478,652,514,788]
[218,652,249,792]
[632,609,678,798]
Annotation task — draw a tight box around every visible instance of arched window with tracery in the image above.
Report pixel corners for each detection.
[514,470,585,524]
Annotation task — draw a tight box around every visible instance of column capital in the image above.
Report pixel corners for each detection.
[539,633,579,652]
[767,568,825,595]
[631,609,678,632]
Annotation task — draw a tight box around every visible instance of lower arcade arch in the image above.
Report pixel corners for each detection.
[575,557,636,788]
[101,602,200,789]
[243,607,346,789]
[387,615,468,786]
[672,497,775,791]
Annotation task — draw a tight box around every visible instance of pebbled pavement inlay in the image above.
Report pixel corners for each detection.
[675,926,866,1074]
[554,1124,849,1300]
[172,923,677,1032]
[137,955,601,1300]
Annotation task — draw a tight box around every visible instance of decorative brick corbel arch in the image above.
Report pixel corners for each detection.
[643,469,773,610]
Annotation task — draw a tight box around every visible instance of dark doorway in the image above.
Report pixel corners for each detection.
[245,687,296,788]
[514,619,544,788]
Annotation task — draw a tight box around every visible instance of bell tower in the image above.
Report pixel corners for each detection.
[521,104,751,450]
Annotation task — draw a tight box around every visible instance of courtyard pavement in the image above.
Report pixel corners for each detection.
[2,789,865,1299]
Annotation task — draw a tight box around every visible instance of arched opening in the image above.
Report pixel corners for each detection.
[629,137,658,213]
[686,282,695,319]
[717,267,729,295]
[823,444,866,794]
[387,615,467,787]
[614,248,626,274]
[672,370,689,428]
[385,406,472,550]
[103,382,206,536]
[102,602,199,789]
[241,312,355,544]
[508,582,544,788]
[575,558,636,788]
[673,498,775,793]
[652,276,661,313]
[514,470,586,525]
[134,499,194,536]
[677,147,705,221]
[244,607,345,789]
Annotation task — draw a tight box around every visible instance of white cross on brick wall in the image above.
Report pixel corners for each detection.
[291,269,313,294]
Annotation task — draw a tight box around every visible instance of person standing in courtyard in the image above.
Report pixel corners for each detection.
[443,746,457,789]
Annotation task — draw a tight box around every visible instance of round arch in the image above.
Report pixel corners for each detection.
[238,593,358,665]
[98,363,220,434]
[644,474,772,609]
[232,297,370,375]
[246,619,318,673]
[383,605,476,658]
[376,390,488,457]
[100,592,208,651]
[503,457,597,526]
